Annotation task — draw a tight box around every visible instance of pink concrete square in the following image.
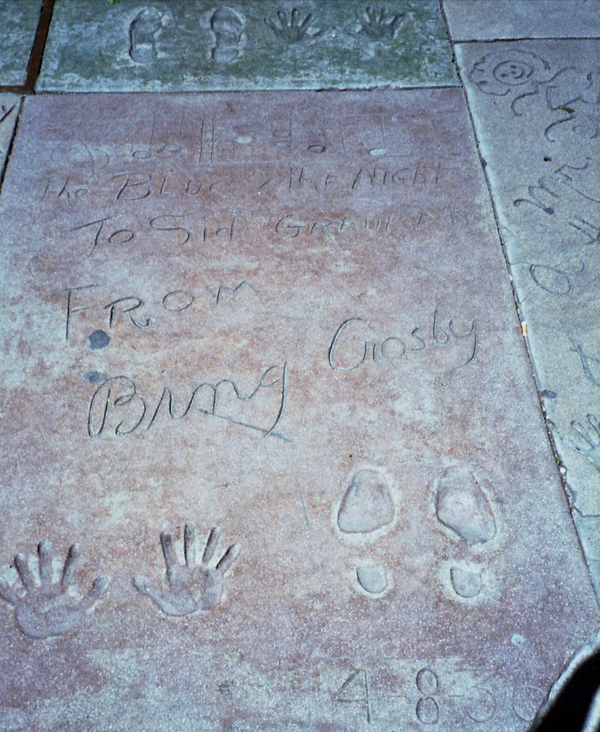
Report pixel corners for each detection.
[0,91,596,731]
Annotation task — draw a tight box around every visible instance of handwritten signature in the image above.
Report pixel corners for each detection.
[88,363,289,442]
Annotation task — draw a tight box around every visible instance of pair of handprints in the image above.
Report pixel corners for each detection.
[265,6,404,44]
[0,524,240,639]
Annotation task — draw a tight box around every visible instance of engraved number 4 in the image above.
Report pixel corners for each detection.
[333,669,372,723]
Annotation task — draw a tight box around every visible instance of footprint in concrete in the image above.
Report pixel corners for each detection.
[337,468,395,535]
[435,465,496,545]
[356,565,388,595]
[129,8,164,64]
[450,564,483,599]
[210,7,245,64]
[336,468,396,598]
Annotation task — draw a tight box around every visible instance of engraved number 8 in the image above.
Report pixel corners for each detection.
[416,668,440,725]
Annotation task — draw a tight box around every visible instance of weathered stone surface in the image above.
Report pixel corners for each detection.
[443,0,600,41]
[0,0,40,86]
[457,40,600,595]
[0,90,596,730]
[37,0,457,92]
[0,94,21,175]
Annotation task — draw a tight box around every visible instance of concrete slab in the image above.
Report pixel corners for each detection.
[0,90,596,731]
[0,94,21,176]
[37,0,457,92]
[0,0,41,86]
[457,39,600,594]
[443,0,600,41]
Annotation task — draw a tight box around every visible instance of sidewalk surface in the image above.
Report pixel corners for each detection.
[0,2,598,731]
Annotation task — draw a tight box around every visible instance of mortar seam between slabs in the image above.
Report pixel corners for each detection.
[439,0,460,92]
[30,83,463,95]
[452,36,600,43]
[25,0,56,93]
[0,0,55,95]
[446,37,600,608]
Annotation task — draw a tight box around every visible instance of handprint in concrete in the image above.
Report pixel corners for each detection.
[133,524,241,616]
[343,6,404,40]
[264,9,326,44]
[0,540,110,639]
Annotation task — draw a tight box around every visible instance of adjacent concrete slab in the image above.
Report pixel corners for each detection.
[457,40,600,594]
[0,0,41,86]
[443,0,600,41]
[0,90,596,731]
[37,0,457,92]
[0,94,21,176]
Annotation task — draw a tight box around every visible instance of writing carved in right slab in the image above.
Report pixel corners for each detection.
[528,256,586,296]
[558,414,600,471]
[469,49,599,141]
[569,338,600,387]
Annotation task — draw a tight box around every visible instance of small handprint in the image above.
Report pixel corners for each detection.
[264,8,326,44]
[344,6,404,40]
[562,414,600,471]
[133,524,241,616]
[0,541,110,639]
